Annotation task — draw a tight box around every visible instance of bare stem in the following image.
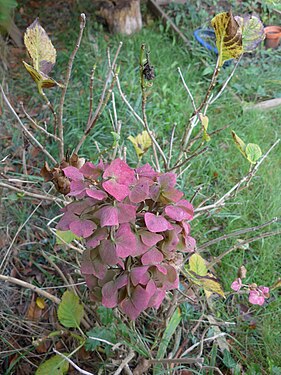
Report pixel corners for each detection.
[1,85,57,164]
[86,64,96,125]
[58,13,86,160]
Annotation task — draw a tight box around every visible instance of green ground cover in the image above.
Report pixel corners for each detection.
[1,2,280,373]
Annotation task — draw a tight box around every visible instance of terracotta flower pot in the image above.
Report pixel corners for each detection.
[264,26,281,49]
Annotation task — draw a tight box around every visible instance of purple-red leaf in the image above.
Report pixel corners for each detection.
[130,266,149,286]
[80,161,103,179]
[86,188,107,200]
[86,228,108,249]
[102,180,130,201]
[165,200,194,221]
[140,231,163,247]
[98,206,119,227]
[141,248,163,265]
[115,223,137,258]
[116,203,136,223]
[129,180,150,203]
[63,166,84,181]
[103,158,135,185]
[144,213,173,233]
[102,281,118,308]
[99,240,119,265]
[69,219,96,238]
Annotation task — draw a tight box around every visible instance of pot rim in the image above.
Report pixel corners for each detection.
[264,26,281,39]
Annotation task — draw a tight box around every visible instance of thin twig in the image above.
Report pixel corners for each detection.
[1,85,57,164]
[168,146,208,172]
[181,332,227,357]
[58,13,86,160]
[53,348,94,375]
[86,64,96,125]
[41,91,57,133]
[209,230,281,267]
[198,217,278,251]
[21,102,60,141]
[178,67,197,112]
[0,181,65,202]
[74,42,123,154]
[113,350,135,375]
[148,357,203,365]
[167,122,177,169]
[0,274,61,304]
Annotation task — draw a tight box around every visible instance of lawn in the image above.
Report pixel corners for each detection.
[0,1,280,374]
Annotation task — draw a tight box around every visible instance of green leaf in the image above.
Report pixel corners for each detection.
[35,354,69,375]
[231,131,247,158]
[156,308,181,359]
[245,143,262,164]
[24,18,56,73]
[235,15,265,52]
[96,306,114,326]
[211,12,243,67]
[58,291,84,328]
[128,130,152,159]
[56,230,79,245]
[189,253,208,276]
[222,349,237,369]
[85,327,117,352]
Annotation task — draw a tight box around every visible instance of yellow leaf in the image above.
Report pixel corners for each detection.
[189,253,208,276]
[199,113,211,142]
[231,130,247,158]
[201,273,225,298]
[24,18,56,74]
[204,289,213,299]
[212,12,243,67]
[128,131,152,159]
[23,61,63,95]
[36,297,45,310]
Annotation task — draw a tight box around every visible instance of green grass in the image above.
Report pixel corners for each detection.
[2,2,281,373]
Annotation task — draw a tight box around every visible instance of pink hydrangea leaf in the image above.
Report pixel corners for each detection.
[115,274,128,289]
[140,231,163,247]
[148,289,166,309]
[102,281,118,308]
[119,297,142,320]
[259,286,270,295]
[146,279,157,299]
[141,248,164,265]
[99,240,119,265]
[68,180,87,198]
[182,221,191,236]
[102,180,130,201]
[80,250,95,274]
[98,205,119,227]
[144,213,174,233]
[57,212,78,231]
[161,229,179,252]
[69,219,96,238]
[80,161,103,179]
[249,290,265,306]
[159,265,179,290]
[155,264,168,275]
[231,278,242,292]
[162,188,184,203]
[116,203,137,224]
[91,256,108,279]
[63,166,84,181]
[103,158,135,185]
[134,236,150,257]
[130,266,150,286]
[136,164,158,179]
[159,173,177,189]
[182,236,196,252]
[80,250,107,280]
[115,223,137,258]
[132,285,151,311]
[165,200,194,221]
[86,228,108,249]
[85,188,107,201]
[84,274,98,290]
[150,185,160,201]
[129,180,150,203]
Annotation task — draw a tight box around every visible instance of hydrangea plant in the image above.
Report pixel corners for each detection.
[57,158,195,319]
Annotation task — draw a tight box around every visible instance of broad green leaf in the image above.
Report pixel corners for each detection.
[128,130,152,159]
[231,131,247,158]
[211,12,243,67]
[222,349,237,369]
[96,306,114,325]
[24,18,56,74]
[235,15,265,52]
[22,61,63,95]
[189,253,208,276]
[245,143,262,164]
[58,291,84,328]
[154,308,181,374]
[35,354,69,375]
[56,230,79,245]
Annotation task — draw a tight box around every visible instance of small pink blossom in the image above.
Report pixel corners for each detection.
[249,286,270,306]
[231,278,242,292]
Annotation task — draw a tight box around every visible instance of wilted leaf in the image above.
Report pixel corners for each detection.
[36,297,45,310]
[56,230,79,245]
[231,131,247,157]
[22,61,63,95]
[24,18,56,74]
[57,291,84,328]
[201,274,225,297]
[128,130,152,159]
[212,12,243,67]
[235,15,265,52]
[189,253,208,276]
[35,354,69,375]
[245,143,262,164]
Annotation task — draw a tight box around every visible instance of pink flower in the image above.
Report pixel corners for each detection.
[231,278,242,292]
[249,286,270,306]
